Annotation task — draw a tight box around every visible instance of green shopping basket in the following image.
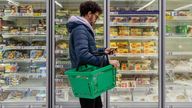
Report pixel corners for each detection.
[65,53,116,99]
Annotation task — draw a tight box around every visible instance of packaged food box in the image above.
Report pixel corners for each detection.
[128,17,140,23]
[118,26,129,36]
[130,28,143,36]
[130,48,142,54]
[117,48,129,54]
[130,42,142,48]
[110,27,118,36]
[110,42,117,48]
[111,17,127,22]
[143,41,156,48]
[175,25,188,34]
[30,50,44,59]
[121,62,127,70]
[144,48,156,54]
[116,41,129,48]
[145,17,157,23]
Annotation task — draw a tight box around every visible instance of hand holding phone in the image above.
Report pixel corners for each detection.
[105,48,117,55]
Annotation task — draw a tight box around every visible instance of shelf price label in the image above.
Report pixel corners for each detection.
[110,12,118,15]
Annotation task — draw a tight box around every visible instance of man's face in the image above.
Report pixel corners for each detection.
[88,11,100,26]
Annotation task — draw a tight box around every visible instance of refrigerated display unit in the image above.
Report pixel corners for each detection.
[53,0,107,107]
[165,0,192,108]
[0,0,47,108]
[108,0,159,108]
[0,0,192,108]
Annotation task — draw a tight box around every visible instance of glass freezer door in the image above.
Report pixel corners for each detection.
[165,0,192,108]
[54,0,106,107]
[0,0,47,108]
[108,0,159,108]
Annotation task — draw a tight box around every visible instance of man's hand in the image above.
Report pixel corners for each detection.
[105,48,117,55]
[109,60,120,68]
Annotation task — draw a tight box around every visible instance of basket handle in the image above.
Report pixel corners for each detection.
[93,52,109,67]
[76,52,109,71]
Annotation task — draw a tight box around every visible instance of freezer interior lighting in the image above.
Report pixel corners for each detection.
[137,0,156,11]
[178,45,182,49]
[55,1,63,8]
[6,0,19,6]
[174,4,192,11]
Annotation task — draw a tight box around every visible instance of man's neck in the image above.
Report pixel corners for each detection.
[82,16,91,25]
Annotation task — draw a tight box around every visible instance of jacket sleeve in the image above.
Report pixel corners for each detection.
[97,48,106,53]
[73,28,104,66]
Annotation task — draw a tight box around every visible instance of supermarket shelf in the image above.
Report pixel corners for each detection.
[166,36,192,39]
[110,10,159,15]
[165,33,192,38]
[2,102,46,107]
[55,64,69,68]
[55,20,103,25]
[110,102,157,107]
[13,0,45,2]
[2,13,46,18]
[110,22,158,27]
[56,61,71,65]
[2,79,46,90]
[167,16,192,21]
[55,49,69,54]
[109,102,192,108]
[166,82,192,89]
[3,46,46,50]
[56,102,80,107]
[95,36,104,40]
[55,35,104,41]
[166,52,192,56]
[166,69,192,73]
[56,74,68,78]
[110,0,151,1]
[55,35,69,41]
[173,80,192,87]
[56,87,70,91]
[118,70,158,75]
[110,54,158,58]
[2,96,46,103]
[1,59,46,63]
[110,36,158,40]
[2,33,46,38]
[3,72,46,78]
[114,87,154,92]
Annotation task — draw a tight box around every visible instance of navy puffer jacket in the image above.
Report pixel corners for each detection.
[67,16,107,68]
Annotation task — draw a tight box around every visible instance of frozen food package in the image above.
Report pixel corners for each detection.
[30,50,44,59]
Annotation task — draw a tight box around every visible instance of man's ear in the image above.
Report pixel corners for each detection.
[87,11,92,17]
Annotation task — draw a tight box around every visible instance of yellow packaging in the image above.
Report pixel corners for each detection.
[143,41,155,48]
[110,42,117,48]
[143,48,156,54]
[121,63,127,70]
[130,48,142,54]
[130,42,142,48]
[116,41,129,48]
[117,48,129,54]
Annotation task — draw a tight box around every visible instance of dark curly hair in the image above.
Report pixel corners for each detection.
[80,1,102,16]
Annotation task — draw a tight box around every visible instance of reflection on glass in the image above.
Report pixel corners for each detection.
[166,0,192,105]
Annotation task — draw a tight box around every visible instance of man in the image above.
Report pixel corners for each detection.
[67,1,119,108]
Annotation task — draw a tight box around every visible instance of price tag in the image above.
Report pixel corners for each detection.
[110,12,118,15]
